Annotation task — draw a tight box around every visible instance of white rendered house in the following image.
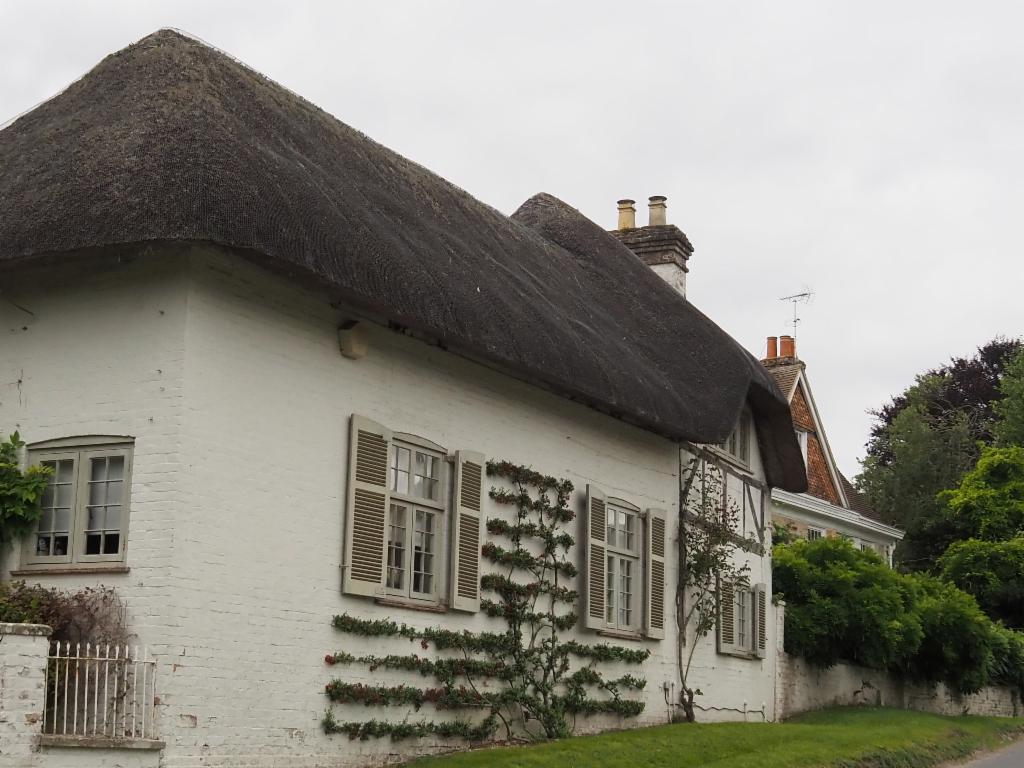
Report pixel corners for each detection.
[0,30,806,768]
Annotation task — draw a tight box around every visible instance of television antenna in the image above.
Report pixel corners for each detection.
[779,290,813,340]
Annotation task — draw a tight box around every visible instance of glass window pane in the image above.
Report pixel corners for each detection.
[387,504,407,589]
[107,455,124,480]
[103,533,120,555]
[85,534,101,555]
[106,480,123,504]
[36,536,51,556]
[87,507,103,531]
[56,482,73,509]
[53,535,68,556]
[41,482,55,508]
[56,460,74,484]
[89,480,107,506]
[105,505,121,529]
[54,508,71,533]
[91,457,107,482]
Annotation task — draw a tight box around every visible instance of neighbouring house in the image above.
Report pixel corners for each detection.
[761,336,902,561]
[0,30,805,768]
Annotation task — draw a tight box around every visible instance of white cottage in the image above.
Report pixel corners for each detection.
[0,30,806,768]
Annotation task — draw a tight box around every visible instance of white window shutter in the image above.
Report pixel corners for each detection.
[450,450,485,612]
[342,415,392,597]
[754,583,768,658]
[584,484,607,631]
[644,507,667,640]
[717,579,736,654]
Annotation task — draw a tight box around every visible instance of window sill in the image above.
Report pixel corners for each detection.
[39,735,164,751]
[718,650,763,661]
[11,565,130,577]
[375,596,447,614]
[597,628,645,642]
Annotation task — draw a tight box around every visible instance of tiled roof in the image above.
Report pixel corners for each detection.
[763,360,803,400]
[839,473,882,521]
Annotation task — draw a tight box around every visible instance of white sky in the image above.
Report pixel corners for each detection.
[3,1,1021,477]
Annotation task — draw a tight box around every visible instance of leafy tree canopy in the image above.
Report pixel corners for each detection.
[994,347,1024,448]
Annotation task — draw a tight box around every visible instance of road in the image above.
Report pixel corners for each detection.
[961,740,1024,768]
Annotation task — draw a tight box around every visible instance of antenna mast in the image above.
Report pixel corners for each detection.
[779,290,813,341]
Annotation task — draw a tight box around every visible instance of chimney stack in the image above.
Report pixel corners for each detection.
[766,336,778,360]
[648,195,667,226]
[617,199,636,230]
[609,195,693,298]
[779,335,795,359]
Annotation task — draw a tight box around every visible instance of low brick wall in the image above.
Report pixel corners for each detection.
[0,622,51,768]
[774,605,1021,720]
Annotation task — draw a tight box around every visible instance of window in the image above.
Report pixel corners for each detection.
[718,581,767,658]
[605,504,639,631]
[583,487,666,639]
[807,526,825,541]
[22,437,134,569]
[735,588,751,651]
[796,429,808,463]
[718,411,752,465]
[343,415,486,613]
[385,440,444,602]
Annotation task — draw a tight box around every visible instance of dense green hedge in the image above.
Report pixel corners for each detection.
[774,537,1024,694]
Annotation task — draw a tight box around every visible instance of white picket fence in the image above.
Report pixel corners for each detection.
[43,642,157,740]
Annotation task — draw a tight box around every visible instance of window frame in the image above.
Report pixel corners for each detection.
[21,437,134,571]
[806,526,825,541]
[603,499,642,633]
[384,435,448,605]
[735,587,752,652]
[710,409,753,469]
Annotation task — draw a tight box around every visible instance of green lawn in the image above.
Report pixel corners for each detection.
[409,708,1024,768]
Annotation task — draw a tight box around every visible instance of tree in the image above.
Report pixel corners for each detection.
[939,537,1024,630]
[866,338,1021,465]
[0,432,52,546]
[858,378,977,567]
[676,459,749,722]
[994,348,1024,447]
[857,338,1023,570]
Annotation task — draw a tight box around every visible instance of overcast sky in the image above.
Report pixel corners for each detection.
[3,1,1021,477]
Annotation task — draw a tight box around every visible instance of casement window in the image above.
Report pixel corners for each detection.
[21,437,134,569]
[806,526,825,541]
[342,415,484,612]
[718,581,767,659]
[583,485,666,640]
[718,410,752,465]
[796,429,809,464]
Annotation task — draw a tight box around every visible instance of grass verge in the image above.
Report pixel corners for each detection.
[408,708,1024,768]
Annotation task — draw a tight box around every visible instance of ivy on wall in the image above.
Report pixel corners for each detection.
[323,460,648,742]
[0,432,51,545]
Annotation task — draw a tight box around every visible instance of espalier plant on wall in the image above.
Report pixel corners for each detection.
[676,459,749,723]
[0,432,52,545]
[323,460,648,743]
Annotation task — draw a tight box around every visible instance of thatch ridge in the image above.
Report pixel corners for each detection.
[0,30,806,491]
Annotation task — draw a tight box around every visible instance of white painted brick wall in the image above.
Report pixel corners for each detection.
[1,246,778,766]
[0,624,50,768]
[774,604,1021,719]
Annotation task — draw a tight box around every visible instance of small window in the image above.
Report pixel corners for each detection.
[735,589,750,650]
[23,437,134,569]
[718,411,752,465]
[384,439,445,602]
[796,429,809,463]
[807,527,825,541]
[604,504,640,632]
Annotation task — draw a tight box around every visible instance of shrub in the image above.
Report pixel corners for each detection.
[774,537,1024,694]
[0,581,129,647]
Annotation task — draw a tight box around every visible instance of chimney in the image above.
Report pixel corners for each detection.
[609,195,694,299]
[779,335,795,359]
[766,336,778,360]
[648,195,667,226]
[617,199,636,230]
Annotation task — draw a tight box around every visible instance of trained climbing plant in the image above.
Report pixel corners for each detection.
[676,455,749,722]
[0,432,51,545]
[323,460,648,742]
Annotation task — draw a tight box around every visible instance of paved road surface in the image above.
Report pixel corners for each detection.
[961,740,1024,767]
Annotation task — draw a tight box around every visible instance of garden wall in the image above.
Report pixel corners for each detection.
[773,605,1020,720]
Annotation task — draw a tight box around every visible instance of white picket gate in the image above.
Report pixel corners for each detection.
[43,642,157,740]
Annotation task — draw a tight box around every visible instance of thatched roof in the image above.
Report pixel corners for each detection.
[0,30,806,491]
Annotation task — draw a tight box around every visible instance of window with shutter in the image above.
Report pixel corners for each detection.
[754,583,768,658]
[583,485,607,631]
[717,579,736,654]
[343,415,392,597]
[644,507,667,639]
[450,450,485,613]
